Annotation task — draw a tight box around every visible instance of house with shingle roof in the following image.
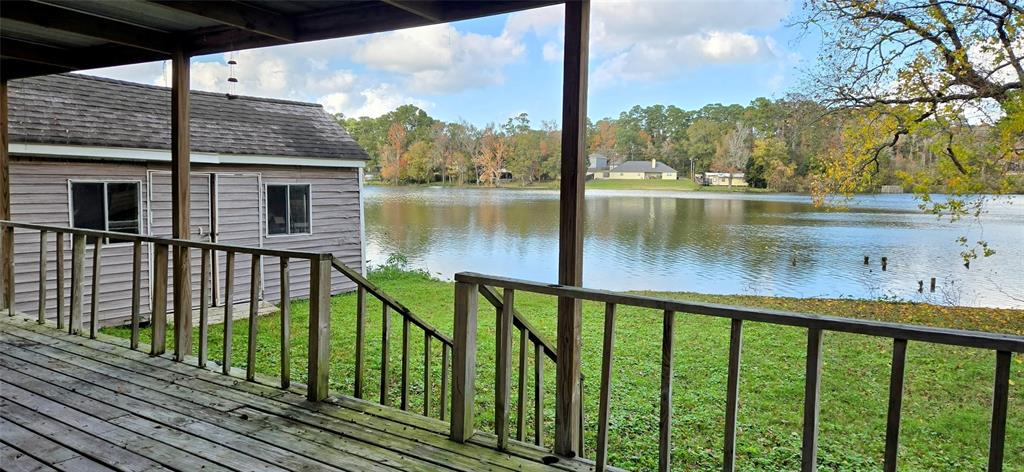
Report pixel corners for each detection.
[5,73,369,325]
[601,159,678,180]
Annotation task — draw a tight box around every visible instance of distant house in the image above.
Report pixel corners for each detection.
[586,153,611,179]
[6,74,369,326]
[602,159,678,180]
[699,172,748,187]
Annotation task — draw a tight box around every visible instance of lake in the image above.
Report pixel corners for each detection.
[364,186,1024,309]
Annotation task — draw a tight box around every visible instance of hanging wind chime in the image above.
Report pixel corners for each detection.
[226,51,239,100]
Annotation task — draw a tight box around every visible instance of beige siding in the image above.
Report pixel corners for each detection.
[8,157,364,327]
[148,171,212,309]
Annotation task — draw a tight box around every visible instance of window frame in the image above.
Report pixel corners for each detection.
[67,179,144,246]
[264,183,313,237]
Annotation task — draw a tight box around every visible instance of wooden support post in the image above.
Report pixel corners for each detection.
[56,233,65,330]
[801,328,824,472]
[355,286,366,398]
[723,319,743,472]
[69,233,85,335]
[246,255,261,380]
[988,351,1011,472]
[198,248,210,367]
[496,288,514,450]
[0,81,11,318]
[658,310,676,472]
[222,251,235,374]
[130,240,141,349]
[170,47,193,358]
[595,303,616,472]
[89,237,102,338]
[306,255,331,402]
[450,281,478,443]
[555,0,589,457]
[883,338,907,472]
[151,244,168,355]
[930,277,936,293]
[279,257,290,388]
[37,231,47,324]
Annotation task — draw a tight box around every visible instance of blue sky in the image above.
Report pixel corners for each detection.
[86,0,819,126]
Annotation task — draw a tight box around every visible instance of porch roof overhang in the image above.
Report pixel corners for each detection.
[0,0,561,81]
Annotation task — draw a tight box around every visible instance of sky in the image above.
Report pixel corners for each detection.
[83,0,819,126]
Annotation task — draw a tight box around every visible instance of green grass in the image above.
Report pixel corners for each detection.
[103,269,1023,471]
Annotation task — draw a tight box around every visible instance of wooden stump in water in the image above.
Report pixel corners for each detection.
[881,257,888,271]
[930,278,936,292]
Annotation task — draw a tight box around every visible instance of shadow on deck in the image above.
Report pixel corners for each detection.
[0,315,607,472]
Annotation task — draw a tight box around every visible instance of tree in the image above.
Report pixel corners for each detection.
[475,126,510,186]
[750,137,795,191]
[404,140,435,183]
[379,122,407,184]
[714,123,752,189]
[799,0,1023,234]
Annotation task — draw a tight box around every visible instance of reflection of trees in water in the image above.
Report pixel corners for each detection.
[367,193,821,284]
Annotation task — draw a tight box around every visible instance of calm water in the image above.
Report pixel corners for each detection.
[365,187,1024,308]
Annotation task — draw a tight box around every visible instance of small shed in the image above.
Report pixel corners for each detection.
[6,73,369,326]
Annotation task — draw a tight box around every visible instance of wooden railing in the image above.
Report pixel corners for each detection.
[451,272,1023,472]
[477,285,585,453]
[0,221,453,421]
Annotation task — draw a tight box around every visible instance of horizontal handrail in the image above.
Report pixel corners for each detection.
[456,272,1024,353]
[332,256,453,347]
[0,220,326,260]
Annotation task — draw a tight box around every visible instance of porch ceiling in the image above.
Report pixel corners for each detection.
[0,0,562,81]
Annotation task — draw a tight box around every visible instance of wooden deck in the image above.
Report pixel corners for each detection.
[0,315,606,472]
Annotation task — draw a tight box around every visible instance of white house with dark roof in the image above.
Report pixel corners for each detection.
[602,159,678,180]
[5,73,369,326]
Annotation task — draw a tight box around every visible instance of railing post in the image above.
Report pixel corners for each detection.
[988,351,1011,472]
[55,232,65,330]
[89,237,102,338]
[354,286,365,398]
[450,280,479,443]
[130,240,142,350]
[69,233,85,334]
[151,243,169,355]
[279,256,290,388]
[801,328,824,472]
[306,254,331,402]
[37,230,47,324]
[0,226,12,317]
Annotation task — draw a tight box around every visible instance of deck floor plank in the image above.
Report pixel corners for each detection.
[0,441,57,472]
[0,316,607,472]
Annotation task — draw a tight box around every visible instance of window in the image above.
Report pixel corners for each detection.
[267,184,311,235]
[70,181,141,243]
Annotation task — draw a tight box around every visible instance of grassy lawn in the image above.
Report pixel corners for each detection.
[104,269,1023,471]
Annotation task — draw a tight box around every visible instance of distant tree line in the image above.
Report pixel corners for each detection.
[338,97,1016,193]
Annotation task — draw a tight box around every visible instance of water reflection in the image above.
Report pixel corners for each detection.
[365,187,1023,308]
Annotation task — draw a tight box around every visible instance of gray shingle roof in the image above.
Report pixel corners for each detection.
[8,73,368,161]
[612,160,677,173]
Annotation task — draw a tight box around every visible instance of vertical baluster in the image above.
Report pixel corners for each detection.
[534,340,544,447]
[198,248,210,367]
[658,310,676,472]
[380,304,391,406]
[150,243,168,355]
[595,303,617,472]
[354,286,365,398]
[801,328,824,472]
[723,319,743,472]
[1,226,12,316]
[496,288,514,450]
[989,351,1011,472]
[423,331,432,417]
[222,251,235,374]
[246,255,260,381]
[401,315,410,410]
[129,240,141,350]
[88,237,102,338]
[440,343,449,421]
[450,281,479,443]
[517,326,527,441]
[55,233,65,330]
[279,257,290,388]
[37,231,47,324]
[69,234,85,335]
[883,338,907,472]
[579,376,585,458]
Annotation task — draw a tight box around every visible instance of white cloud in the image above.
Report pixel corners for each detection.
[511,0,792,86]
[352,24,524,93]
[318,83,432,118]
